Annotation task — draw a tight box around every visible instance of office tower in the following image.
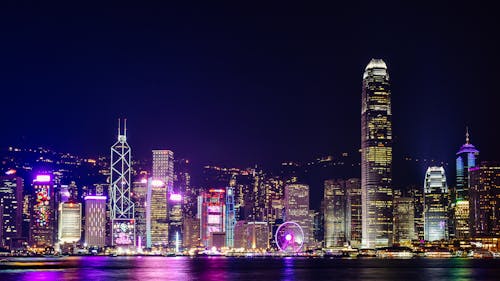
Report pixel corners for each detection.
[200,189,225,247]
[393,197,415,245]
[110,119,135,247]
[151,150,173,249]
[168,192,183,251]
[31,175,55,248]
[152,150,174,192]
[408,186,425,241]
[456,128,479,200]
[453,128,479,239]
[225,186,236,248]
[469,162,500,237]
[0,174,23,248]
[284,184,311,247]
[58,202,82,244]
[347,178,362,247]
[148,179,168,248]
[361,58,393,248]
[132,178,148,248]
[84,195,107,247]
[182,217,200,249]
[323,180,348,248]
[233,221,269,250]
[424,167,449,241]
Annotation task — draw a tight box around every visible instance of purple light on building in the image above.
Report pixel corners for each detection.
[35,175,51,182]
[84,195,107,200]
[169,193,182,202]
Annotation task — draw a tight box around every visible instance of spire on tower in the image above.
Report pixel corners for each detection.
[466,126,470,144]
[124,118,127,137]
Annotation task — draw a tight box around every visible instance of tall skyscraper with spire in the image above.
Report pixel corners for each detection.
[109,119,135,247]
[361,58,393,248]
[453,127,479,239]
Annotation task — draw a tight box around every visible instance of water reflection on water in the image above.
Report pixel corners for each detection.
[1,257,500,281]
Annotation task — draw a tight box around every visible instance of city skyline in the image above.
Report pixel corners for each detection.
[0,3,499,170]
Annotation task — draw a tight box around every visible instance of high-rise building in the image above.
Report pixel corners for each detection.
[361,58,393,248]
[233,221,269,250]
[58,202,82,244]
[347,178,362,248]
[323,180,348,248]
[110,119,135,247]
[151,150,173,249]
[200,189,225,247]
[31,175,55,248]
[152,150,174,192]
[393,197,415,245]
[453,128,479,239]
[182,217,200,249]
[469,162,500,237]
[284,184,311,248]
[0,174,23,248]
[225,186,236,248]
[84,195,107,247]
[132,178,148,248]
[424,167,449,241]
[168,192,183,251]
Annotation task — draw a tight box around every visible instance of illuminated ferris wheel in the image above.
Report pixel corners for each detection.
[275,221,304,253]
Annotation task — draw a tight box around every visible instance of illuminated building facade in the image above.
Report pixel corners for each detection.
[233,221,269,250]
[182,217,200,249]
[225,186,236,248]
[110,119,135,247]
[58,202,81,244]
[152,150,174,192]
[31,175,55,247]
[168,192,183,250]
[393,197,415,245]
[323,179,348,248]
[132,179,148,248]
[84,195,106,247]
[347,178,362,247]
[424,167,449,241]
[284,184,311,247]
[453,129,479,239]
[200,189,225,247]
[361,58,393,248]
[0,174,23,248]
[149,179,168,247]
[469,162,500,237]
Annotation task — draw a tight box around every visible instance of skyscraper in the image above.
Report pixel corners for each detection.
[0,173,23,248]
[58,202,82,244]
[200,189,225,247]
[424,166,449,241]
[110,119,135,247]
[284,184,311,248]
[393,197,415,245]
[454,128,479,239]
[132,178,148,248]
[323,179,348,248]
[469,162,500,237]
[31,175,55,248]
[151,150,173,249]
[361,58,393,248]
[84,195,107,247]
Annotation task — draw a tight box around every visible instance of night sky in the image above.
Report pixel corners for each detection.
[1,2,499,171]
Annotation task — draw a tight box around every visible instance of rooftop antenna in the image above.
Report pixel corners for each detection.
[466,126,470,144]
[124,118,127,137]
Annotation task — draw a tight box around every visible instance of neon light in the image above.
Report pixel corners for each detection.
[140,178,147,184]
[285,234,292,241]
[209,189,225,193]
[169,193,182,202]
[35,175,51,182]
[5,169,16,175]
[85,195,107,200]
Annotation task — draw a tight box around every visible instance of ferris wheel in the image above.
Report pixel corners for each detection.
[275,221,304,253]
